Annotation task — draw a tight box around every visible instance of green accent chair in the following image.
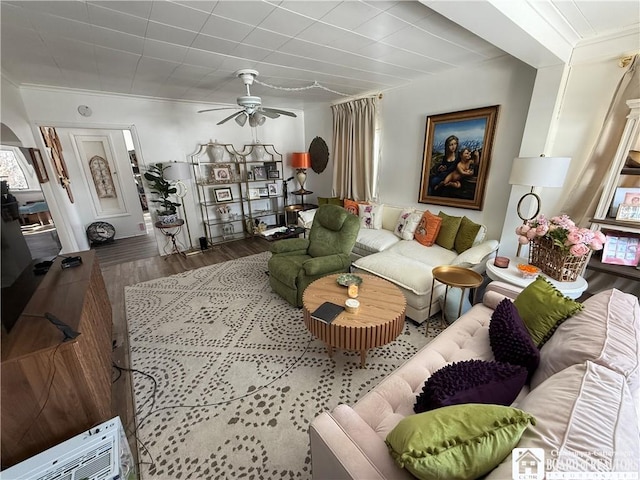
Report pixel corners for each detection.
[268,204,360,307]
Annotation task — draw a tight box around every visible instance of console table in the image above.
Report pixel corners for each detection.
[1,251,112,468]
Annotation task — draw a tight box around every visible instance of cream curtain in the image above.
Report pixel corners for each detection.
[331,97,378,201]
[561,55,639,297]
[562,55,639,225]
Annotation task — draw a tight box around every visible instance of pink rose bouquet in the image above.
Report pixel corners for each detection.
[516,214,605,257]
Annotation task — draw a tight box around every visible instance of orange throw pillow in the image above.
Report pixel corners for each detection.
[414,210,442,247]
[343,198,366,215]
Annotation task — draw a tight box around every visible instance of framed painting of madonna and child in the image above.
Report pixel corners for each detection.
[419,105,499,210]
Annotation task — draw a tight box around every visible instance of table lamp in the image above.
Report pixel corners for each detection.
[509,155,571,256]
[291,152,311,192]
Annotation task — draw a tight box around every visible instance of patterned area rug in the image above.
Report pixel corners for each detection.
[125,252,442,479]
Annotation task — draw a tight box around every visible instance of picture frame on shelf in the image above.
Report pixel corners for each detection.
[616,203,640,221]
[267,170,280,179]
[418,105,499,210]
[267,182,282,196]
[214,187,233,202]
[258,187,269,197]
[247,171,253,181]
[602,234,640,266]
[210,164,234,183]
[253,166,267,180]
[609,187,640,217]
[248,188,260,200]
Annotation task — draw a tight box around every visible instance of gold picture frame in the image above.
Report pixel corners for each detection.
[418,105,499,210]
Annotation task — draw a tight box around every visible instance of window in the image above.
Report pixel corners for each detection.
[0,147,37,190]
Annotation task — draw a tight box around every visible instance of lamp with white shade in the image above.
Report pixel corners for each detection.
[509,155,571,256]
[162,161,195,252]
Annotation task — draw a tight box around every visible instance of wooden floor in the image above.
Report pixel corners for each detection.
[102,236,270,470]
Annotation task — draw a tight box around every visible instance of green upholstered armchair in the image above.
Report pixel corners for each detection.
[268,204,360,307]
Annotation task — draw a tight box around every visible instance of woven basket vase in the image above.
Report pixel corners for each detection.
[528,236,588,282]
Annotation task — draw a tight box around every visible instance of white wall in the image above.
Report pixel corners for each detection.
[16,87,305,251]
[302,104,333,201]
[304,55,537,241]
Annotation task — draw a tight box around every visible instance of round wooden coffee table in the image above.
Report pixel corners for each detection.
[302,273,406,367]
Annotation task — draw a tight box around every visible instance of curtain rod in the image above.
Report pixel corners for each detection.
[331,93,383,107]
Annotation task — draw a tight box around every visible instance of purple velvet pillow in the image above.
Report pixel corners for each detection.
[489,298,540,376]
[414,359,528,413]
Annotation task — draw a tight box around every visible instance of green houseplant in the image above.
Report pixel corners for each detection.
[144,163,181,224]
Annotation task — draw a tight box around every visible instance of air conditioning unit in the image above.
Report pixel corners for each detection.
[1,417,134,480]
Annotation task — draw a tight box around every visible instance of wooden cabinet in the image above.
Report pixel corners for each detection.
[589,98,640,280]
[1,251,112,468]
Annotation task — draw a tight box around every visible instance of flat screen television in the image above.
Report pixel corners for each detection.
[1,416,134,480]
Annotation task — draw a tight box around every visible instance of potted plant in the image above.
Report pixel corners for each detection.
[143,163,181,224]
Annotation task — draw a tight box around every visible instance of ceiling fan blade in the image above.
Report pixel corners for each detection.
[198,107,239,113]
[262,108,297,118]
[259,109,280,119]
[217,111,243,125]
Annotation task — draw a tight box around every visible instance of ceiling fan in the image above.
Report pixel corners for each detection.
[198,69,297,127]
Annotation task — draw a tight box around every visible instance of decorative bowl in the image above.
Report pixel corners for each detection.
[517,263,540,279]
[337,274,363,287]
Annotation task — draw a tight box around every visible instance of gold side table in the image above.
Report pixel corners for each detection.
[426,265,484,336]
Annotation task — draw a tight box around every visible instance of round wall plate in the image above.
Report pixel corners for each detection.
[309,136,329,174]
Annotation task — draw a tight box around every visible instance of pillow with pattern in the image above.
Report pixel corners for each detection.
[394,208,421,240]
[358,203,383,229]
[414,210,442,247]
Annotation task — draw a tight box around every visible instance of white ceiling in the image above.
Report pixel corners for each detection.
[1,1,638,111]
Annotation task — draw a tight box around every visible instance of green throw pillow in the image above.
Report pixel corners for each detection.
[513,276,583,347]
[454,216,482,253]
[435,212,462,250]
[317,196,342,206]
[386,404,535,480]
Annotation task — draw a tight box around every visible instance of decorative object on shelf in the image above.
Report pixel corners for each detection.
[418,106,499,210]
[214,187,233,202]
[626,150,640,167]
[268,169,280,179]
[509,155,571,256]
[291,152,311,192]
[615,192,640,221]
[516,214,605,282]
[267,182,282,196]
[206,142,226,162]
[217,204,231,222]
[210,164,234,183]
[258,187,269,197]
[248,188,260,200]
[144,163,181,224]
[86,221,115,245]
[601,234,640,266]
[253,166,267,180]
[222,222,235,239]
[309,136,329,173]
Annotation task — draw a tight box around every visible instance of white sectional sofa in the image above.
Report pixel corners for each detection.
[309,283,640,480]
[350,205,499,323]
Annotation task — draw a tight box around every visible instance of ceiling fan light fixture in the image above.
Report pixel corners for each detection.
[235,113,248,126]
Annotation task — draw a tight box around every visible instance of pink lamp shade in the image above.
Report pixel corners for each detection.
[291,152,311,169]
